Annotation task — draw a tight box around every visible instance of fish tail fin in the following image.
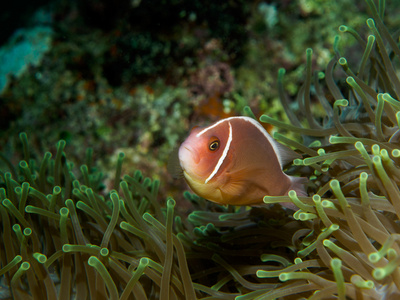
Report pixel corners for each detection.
[288,176,308,197]
[278,177,307,210]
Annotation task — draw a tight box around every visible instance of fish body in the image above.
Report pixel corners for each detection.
[175,116,306,206]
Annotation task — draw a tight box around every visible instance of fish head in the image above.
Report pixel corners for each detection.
[178,123,231,191]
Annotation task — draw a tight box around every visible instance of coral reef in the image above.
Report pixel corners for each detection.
[0,24,53,93]
[2,0,400,299]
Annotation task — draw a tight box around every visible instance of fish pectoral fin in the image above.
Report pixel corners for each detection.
[167,147,184,179]
[220,180,247,199]
[219,168,257,198]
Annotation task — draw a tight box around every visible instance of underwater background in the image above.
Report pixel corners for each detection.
[2,0,400,299]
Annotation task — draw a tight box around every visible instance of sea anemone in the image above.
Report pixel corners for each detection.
[180,0,400,298]
[0,137,197,299]
[1,0,400,299]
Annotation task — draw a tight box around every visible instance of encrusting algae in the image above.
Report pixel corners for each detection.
[2,0,400,299]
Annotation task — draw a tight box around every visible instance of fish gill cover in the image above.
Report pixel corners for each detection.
[1,0,400,299]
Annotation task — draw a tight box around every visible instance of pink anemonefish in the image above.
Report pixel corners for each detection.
[170,116,307,207]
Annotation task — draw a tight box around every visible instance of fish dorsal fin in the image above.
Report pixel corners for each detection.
[233,116,300,168]
[268,136,302,167]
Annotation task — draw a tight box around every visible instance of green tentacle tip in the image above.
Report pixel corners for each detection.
[383,93,398,102]
[139,257,149,266]
[367,35,375,43]
[119,180,128,190]
[0,188,6,199]
[339,25,347,32]
[296,211,318,221]
[110,192,119,202]
[19,132,28,140]
[75,201,86,210]
[294,257,303,264]
[167,198,176,208]
[323,239,334,248]
[60,207,69,217]
[338,57,347,65]
[57,140,66,148]
[346,76,356,85]
[355,141,365,150]
[19,160,29,168]
[372,144,380,154]
[53,186,62,194]
[331,257,341,267]
[88,256,101,267]
[312,194,321,203]
[23,227,32,236]
[25,205,36,213]
[322,200,336,209]
[372,156,381,165]
[88,256,118,299]
[288,190,297,198]
[329,224,339,231]
[293,159,304,165]
[256,270,271,278]
[306,48,313,56]
[392,149,400,157]
[19,261,30,271]
[0,255,22,276]
[260,254,290,266]
[278,67,286,77]
[14,255,23,264]
[12,223,21,232]
[142,212,155,223]
[308,140,321,147]
[80,164,88,175]
[366,18,376,28]
[33,253,47,264]
[119,221,129,230]
[360,172,368,180]
[329,179,341,191]
[368,252,381,263]
[278,272,290,281]
[243,106,257,120]
[100,248,109,257]
[351,275,374,289]
[334,99,348,107]
[331,258,345,292]
[62,244,76,253]
[373,267,388,280]
[380,149,389,160]
[3,198,12,207]
[218,213,235,221]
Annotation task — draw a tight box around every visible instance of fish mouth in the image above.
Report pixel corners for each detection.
[179,144,200,167]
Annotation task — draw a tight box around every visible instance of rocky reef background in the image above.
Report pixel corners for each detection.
[2,0,400,299]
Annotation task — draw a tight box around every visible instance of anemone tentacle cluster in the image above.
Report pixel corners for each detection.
[1,0,400,299]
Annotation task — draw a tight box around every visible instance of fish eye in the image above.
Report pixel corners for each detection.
[209,139,220,151]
